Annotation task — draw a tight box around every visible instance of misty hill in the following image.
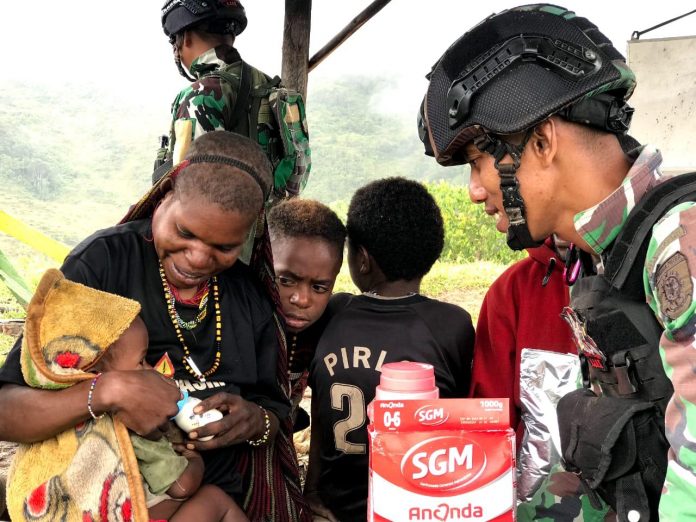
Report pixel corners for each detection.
[303,76,467,202]
[0,76,467,247]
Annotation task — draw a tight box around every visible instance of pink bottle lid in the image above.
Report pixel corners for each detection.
[379,361,437,392]
[374,361,439,399]
[369,362,439,421]
[374,386,439,400]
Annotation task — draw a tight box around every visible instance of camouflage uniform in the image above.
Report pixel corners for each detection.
[168,44,311,198]
[518,466,609,522]
[170,45,266,154]
[574,146,696,521]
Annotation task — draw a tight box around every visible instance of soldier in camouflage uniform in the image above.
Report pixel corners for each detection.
[419,4,695,521]
[155,3,313,521]
[159,0,310,202]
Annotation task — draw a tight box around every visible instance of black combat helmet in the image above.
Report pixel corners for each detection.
[419,4,637,250]
[161,0,248,39]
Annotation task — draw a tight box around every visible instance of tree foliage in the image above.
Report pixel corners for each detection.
[426,182,525,264]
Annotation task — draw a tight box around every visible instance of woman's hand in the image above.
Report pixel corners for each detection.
[0,370,181,443]
[94,370,181,439]
[180,392,278,450]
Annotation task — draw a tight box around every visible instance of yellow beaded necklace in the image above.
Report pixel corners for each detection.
[159,261,222,382]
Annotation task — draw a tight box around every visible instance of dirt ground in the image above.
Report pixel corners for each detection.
[0,441,14,519]
[439,287,488,323]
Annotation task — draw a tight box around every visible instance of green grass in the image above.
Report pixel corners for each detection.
[0,272,24,368]
[0,336,13,367]
[0,259,511,370]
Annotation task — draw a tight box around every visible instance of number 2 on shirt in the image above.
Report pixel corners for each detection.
[330,383,367,454]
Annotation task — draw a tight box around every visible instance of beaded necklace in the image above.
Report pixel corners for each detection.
[169,287,209,330]
[289,334,297,369]
[159,261,222,382]
[362,290,418,300]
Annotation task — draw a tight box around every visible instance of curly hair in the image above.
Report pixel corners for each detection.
[175,131,273,216]
[268,199,346,256]
[347,177,444,281]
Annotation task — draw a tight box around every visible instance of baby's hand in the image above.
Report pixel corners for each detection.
[163,420,186,445]
[173,444,202,461]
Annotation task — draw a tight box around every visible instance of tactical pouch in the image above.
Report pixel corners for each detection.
[557,173,696,522]
[207,63,311,201]
[558,388,668,522]
[268,88,311,199]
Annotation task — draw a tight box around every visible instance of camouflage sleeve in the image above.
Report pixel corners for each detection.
[643,201,696,520]
[169,76,231,160]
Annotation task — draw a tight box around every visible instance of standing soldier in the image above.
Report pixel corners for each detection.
[157,0,311,204]
[420,4,696,521]
[156,2,312,521]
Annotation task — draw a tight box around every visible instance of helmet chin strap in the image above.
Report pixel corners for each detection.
[176,59,197,82]
[474,129,544,251]
[172,38,197,82]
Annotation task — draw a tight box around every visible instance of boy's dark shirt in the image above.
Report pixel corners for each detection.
[308,292,475,522]
[0,219,289,496]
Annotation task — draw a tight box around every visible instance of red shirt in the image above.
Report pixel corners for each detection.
[469,240,576,442]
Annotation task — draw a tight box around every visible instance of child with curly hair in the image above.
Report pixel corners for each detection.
[304,178,475,521]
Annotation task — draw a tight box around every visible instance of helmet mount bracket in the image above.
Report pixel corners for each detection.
[447,35,602,129]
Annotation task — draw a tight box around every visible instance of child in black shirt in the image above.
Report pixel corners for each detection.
[305,177,475,522]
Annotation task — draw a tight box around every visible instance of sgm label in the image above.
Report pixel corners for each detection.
[479,399,503,411]
[415,405,449,426]
[401,436,487,491]
[383,411,401,428]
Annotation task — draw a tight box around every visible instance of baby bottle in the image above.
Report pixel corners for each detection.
[173,391,223,442]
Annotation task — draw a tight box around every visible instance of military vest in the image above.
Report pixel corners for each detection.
[558,172,696,521]
[154,60,311,201]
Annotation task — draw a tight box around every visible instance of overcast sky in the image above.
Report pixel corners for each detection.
[3,0,693,111]
[0,0,691,198]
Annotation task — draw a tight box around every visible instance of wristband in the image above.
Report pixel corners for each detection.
[247,405,270,447]
[87,373,106,420]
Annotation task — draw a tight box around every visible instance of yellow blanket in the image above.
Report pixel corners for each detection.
[7,269,148,522]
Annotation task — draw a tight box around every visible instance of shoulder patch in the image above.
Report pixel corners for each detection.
[656,251,693,320]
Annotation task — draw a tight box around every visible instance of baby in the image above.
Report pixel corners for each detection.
[8,269,247,522]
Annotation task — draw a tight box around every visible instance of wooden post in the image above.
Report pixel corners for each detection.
[282,0,312,101]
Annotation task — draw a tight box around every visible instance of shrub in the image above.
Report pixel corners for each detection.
[426,181,525,264]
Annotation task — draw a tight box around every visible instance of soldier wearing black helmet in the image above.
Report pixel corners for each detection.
[157,3,312,522]
[162,0,248,81]
[422,4,696,521]
[160,0,256,169]
[157,0,311,205]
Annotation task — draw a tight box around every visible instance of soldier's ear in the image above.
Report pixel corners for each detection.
[183,30,194,49]
[531,119,558,168]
